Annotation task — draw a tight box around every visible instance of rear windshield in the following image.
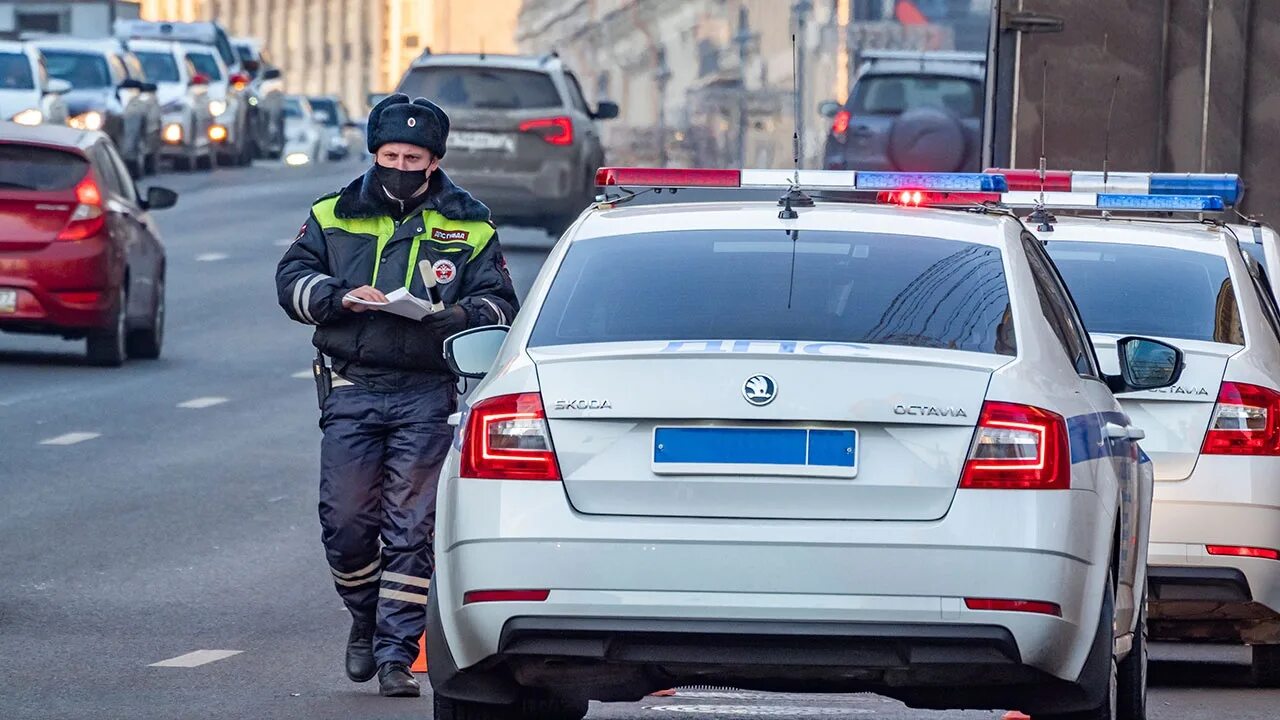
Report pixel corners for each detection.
[1047,242,1244,344]
[530,230,1016,355]
[309,98,338,125]
[134,51,179,83]
[0,52,34,90]
[852,74,981,117]
[398,67,561,110]
[43,51,111,89]
[187,52,223,81]
[0,144,88,191]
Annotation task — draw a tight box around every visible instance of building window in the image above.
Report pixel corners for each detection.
[404,34,419,48]
[17,12,64,33]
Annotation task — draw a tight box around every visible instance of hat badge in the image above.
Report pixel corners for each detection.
[407,117,416,128]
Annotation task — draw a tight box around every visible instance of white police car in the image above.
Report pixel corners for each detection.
[429,169,1184,720]
[997,170,1280,687]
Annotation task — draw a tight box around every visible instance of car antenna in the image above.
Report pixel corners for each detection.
[1028,60,1056,234]
[1102,74,1120,186]
[779,32,813,221]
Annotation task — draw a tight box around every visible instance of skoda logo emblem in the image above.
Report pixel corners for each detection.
[742,374,777,406]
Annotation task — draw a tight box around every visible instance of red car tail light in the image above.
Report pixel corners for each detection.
[55,174,106,241]
[463,589,551,605]
[959,401,1070,490]
[460,393,561,480]
[1201,382,1280,456]
[965,597,1063,616]
[229,72,250,90]
[831,109,852,141]
[518,116,574,146]
[1207,545,1280,561]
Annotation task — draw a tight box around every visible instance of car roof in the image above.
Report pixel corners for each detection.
[1029,216,1231,256]
[0,40,34,55]
[31,37,125,54]
[408,52,559,72]
[127,39,182,53]
[576,200,1017,247]
[0,122,99,150]
[858,51,985,80]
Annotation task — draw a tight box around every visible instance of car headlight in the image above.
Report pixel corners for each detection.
[163,123,184,144]
[10,108,43,126]
[69,111,104,131]
[208,99,227,117]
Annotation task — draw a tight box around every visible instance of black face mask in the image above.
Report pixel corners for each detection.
[374,163,428,200]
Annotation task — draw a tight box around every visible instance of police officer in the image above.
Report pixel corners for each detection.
[275,94,518,697]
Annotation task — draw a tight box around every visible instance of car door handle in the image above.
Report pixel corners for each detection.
[1126,426,1146,441]
[1104,422,1129,439]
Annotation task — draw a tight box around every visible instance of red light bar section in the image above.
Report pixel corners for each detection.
[877,190,1001,207]
[1207,545,1280,561]
[462,589,552,605]
[964,597,1063,617]
[595,167,742,188]
[986,169,1073,192]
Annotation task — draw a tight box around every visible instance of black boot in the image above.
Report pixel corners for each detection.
[345,617,376,682]
[378,662,421,697]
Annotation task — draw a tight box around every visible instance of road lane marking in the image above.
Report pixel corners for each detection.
[177,396,229,409]
[195,253,228,262]
[39,432,100,446]
[149,649,242,668]
[292,370,312,379]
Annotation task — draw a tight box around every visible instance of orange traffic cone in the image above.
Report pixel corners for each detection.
[412,632,428,672]
[1003,712,1032,720]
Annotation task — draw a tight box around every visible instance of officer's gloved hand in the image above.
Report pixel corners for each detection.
[422,304,468,336]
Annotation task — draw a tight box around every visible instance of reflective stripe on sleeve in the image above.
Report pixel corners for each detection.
[299,273,328,324]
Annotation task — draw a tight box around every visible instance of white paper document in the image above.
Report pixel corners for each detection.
[343,287,444,321]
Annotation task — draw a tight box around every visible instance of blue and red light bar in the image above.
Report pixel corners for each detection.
[595,167,1009,193]
[988,168,1243,206]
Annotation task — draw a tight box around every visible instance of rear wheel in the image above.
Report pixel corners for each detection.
[1038,580,1118,720]
[126,276,163,360]
[434,692,587,720]
[1117,599,1147,720]
[87,287,127,367]
[1254,644,1280,688]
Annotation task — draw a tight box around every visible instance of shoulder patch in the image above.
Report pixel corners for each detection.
[431,228,469,243]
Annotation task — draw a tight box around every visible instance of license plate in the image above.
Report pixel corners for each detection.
[652,426,858,478]
[450,131,515,153]
[0,289,16,314]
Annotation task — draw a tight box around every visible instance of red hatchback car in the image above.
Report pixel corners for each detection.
[0,124,176,366]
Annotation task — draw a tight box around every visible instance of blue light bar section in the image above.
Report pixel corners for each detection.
[1149,174,1243,205]
[854,172,1009,193]
[1096,194,1226,212]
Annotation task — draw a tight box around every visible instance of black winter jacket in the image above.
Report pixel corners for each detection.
[275,167,518,390]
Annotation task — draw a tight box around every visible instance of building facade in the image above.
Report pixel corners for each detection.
[1,0,140,38]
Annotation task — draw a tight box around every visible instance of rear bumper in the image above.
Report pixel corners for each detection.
[447,161,586,219]
[0,238,116,334]
[431,479,1115,709]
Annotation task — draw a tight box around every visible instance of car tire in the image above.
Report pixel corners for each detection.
[126,275,163,360]
[1038,579,1118,720]
[196,151,213,171]
[1116,598,1147,720]
[434,692,587,720]
[1254,644,1280,688]
[87,287,128,367]
[887,106,967,173]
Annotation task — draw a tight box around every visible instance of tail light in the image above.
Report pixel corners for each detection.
[229,72,250,91]
[518,116,573,146]
[965,597,1062,617]
[1207,545,1280,561]
[959,401,1070,490]
[463,589,551,605]
[56,174,106,241]
[831,109,852,142]
[459,393,561,480]
[1201,382,1280,456]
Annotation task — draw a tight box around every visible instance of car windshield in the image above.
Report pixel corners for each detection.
[530,229,1016,355]
[42,50,111,89]
[0,52,34,90]
[852,74,982,117]
[187,52,223,81]
[1241,241,1267,271]
[398,67,560,110]
[283,97,304,118]
[0,144,89,190]
[309,98,338,125]
[1047,241,1244,344]
[134,51,180,83]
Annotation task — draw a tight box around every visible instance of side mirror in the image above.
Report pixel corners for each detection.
[242,59,261,73]
[262,67,282,80]
[818,100,841,118]
[119,78,145,91]
[140,82,158,94]
[443,325,509,379]
[142,186,179,211]
[1107,336,1184,393]
[44,78,72,95]
[189,73,209,87]
[592,100,620,120]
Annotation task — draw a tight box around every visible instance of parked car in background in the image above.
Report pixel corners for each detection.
[819,51,985,173]
[394,51,618,236]
[0,123,176,366]
[281,95,325,166]
[33,37,162,177]
[181,45,251,166]
[0,41,70,126]
[129,39,216,172]
[233,36,285,160]
[306,95,360,160]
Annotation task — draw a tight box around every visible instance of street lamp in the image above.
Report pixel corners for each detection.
[655,46,671,166]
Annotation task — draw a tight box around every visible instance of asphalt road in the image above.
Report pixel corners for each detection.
[1,159,1277,720]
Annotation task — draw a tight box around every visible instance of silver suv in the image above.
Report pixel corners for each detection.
[393,51,619,236]
[820,51,985,173]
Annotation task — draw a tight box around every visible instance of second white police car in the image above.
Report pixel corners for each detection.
[427,168,1186,720]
